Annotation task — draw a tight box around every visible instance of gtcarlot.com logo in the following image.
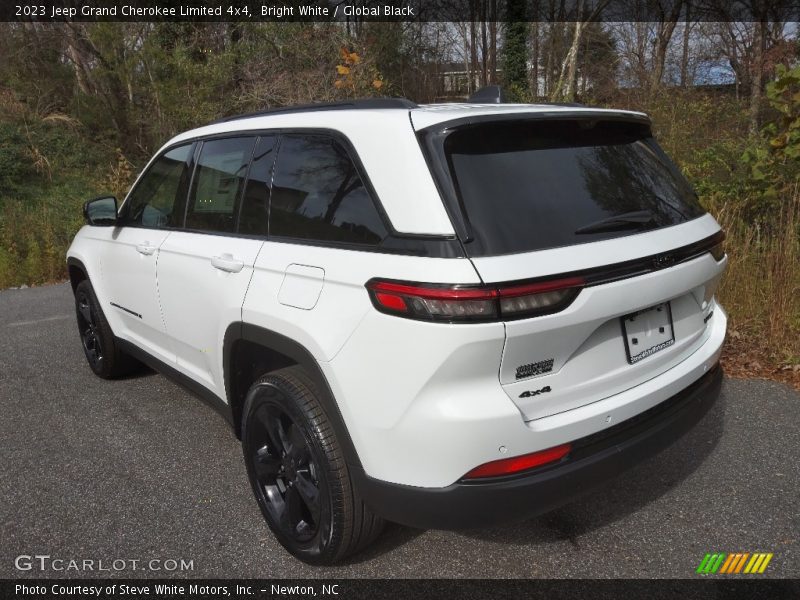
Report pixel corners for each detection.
[696,552,774,575]
[15,555,194,573]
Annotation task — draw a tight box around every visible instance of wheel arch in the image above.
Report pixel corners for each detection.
[67,257,89,293]
[223,322,363,469]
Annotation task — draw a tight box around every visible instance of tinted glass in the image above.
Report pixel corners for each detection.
[270,134,387,245]
[238,136,277,236]
[442,120,705,256]
[186,137,255,233]
[125,145,192,228]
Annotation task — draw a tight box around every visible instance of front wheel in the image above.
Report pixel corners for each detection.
[241,366,383,564]
[74,280,139,378]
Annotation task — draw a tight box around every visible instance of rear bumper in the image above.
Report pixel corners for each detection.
[353,363,723,530]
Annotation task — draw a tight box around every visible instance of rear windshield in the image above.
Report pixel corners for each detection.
[437,119,705,256]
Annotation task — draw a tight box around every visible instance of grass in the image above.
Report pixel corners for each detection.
[710,191,800,388]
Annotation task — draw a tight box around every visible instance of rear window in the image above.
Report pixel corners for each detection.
[438,119,705,256]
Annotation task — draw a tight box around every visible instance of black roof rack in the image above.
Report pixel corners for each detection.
[210,98,418,125]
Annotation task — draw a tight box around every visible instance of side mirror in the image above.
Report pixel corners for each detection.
[83,196,118,226]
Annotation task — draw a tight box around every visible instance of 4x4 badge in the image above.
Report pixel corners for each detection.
[519,385,551,398]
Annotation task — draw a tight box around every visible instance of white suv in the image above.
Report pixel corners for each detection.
[67,91,727,564]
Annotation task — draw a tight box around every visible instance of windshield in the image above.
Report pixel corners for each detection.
[435,119,705,257]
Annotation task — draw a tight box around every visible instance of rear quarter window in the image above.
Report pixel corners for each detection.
[269,134,388,246]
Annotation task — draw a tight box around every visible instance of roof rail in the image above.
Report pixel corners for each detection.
[210,98,418,124]
[539,101,586,108]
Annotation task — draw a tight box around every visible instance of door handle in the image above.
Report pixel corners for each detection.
[135,242,156,255]
[211,253,244,273]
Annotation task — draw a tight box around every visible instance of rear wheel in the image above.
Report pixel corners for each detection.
[74,280,139,378]
[241,366,383,564]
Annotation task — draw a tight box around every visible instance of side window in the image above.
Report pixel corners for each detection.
[124,144,192,228]
[238,135,277,236]
[270,134,388,245]
[185,137,255,233]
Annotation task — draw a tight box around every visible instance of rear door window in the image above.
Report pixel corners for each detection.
[437,119,705,256]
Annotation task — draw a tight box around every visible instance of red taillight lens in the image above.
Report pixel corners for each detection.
[463,443,572,479]
[366,277,583,322]
[367,281,497,320]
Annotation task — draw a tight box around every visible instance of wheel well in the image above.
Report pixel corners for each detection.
[228,339,297,438]
[68,264,87,293]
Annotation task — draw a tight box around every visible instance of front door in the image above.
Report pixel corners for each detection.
[101,143,193,364]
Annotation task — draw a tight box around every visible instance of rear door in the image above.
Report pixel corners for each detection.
[426,117,726,420]
[101,143,193,364]
[156,136,274,397]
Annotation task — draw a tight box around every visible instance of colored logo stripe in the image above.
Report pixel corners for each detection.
[696,553,726,573]
[698,552,773,574]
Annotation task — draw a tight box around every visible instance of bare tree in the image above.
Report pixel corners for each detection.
[650,0,684,89]
[550,0,610,101]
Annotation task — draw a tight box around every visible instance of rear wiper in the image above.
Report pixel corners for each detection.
[574,210,655,235]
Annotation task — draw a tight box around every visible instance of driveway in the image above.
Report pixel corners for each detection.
[1,283,797,578]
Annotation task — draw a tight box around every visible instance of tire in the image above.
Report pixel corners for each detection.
[241,366,384,564]
[74,279,140,379]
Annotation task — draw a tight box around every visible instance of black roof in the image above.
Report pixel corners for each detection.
[210,98,418,124]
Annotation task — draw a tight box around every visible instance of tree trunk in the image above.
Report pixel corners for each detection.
[480,17,488,86]
[63,24,93,96]
[531,20,539,97]
[650,0,683,90]
[558,20,584,101]
[489,0,497,83]
[469,6,478,94]
[679,6,691,87]
[749,19,766,137]
[549,0,609,101]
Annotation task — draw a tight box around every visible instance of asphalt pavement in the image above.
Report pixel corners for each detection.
[1,283,797,578]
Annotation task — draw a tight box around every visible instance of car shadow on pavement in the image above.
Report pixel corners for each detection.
[116,365,159,380]
[337,392,727,564]
[339,523,427,565]
[458,391,728,547]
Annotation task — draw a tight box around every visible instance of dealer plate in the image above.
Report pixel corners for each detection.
[621,302,675,364]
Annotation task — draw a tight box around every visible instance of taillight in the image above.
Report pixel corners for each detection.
[366,277,583,322]
[463,443,572,479]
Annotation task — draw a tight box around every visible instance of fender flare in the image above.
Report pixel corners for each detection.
[223,322,363,469]
[66,256,89,291]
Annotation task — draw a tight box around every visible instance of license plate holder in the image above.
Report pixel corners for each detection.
[621,302,675,364]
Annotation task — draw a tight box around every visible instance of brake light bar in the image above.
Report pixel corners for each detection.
[366,276,584,322]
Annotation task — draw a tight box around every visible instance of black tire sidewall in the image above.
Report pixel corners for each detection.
[75,281,110,377]
[241,379,337,563]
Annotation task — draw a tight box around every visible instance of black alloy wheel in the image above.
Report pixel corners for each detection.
[245,400,326,547]
[241,367,384,564]
[73,279,140,379]
[76,287,103,370]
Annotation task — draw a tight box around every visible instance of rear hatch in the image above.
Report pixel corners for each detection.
[415,112,726,421]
